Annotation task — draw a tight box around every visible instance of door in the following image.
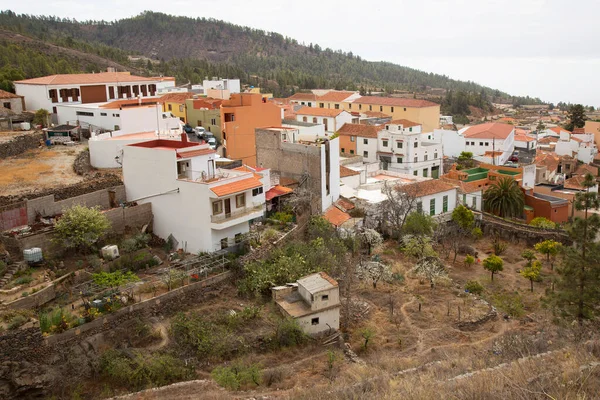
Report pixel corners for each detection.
[224,198,231,217]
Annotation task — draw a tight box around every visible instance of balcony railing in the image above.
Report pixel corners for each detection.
[211,204,264,223]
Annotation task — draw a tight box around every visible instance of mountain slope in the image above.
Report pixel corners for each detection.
[0,10,543,105]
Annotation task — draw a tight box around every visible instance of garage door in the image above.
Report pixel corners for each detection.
[80,85,107,104]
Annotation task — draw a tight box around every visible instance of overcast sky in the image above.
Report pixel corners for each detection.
[2,0,599,106]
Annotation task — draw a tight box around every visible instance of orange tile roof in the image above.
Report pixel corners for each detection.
[534,152,559,172]
[463,123,514,140]
[390,119,421,128]
[288,92,317,101]
[100,99,161,109]
[574,164,598,177]
[398,179,456,197]
[177,148,216,158]
[352,96,439,108]
[573,128,585,134]
[441,178,481,194]
[484,151,504,157]
[0,89,22,99]
[210,177,263,197]
[318,271,339,287]
[296,106,346,117]
[340,166,360,178]
[363,111,391,118]
[15,72,163,85]
[538,136,558,144]
[515,133,535,142]
[336,198,355,211]
[337,123,381,138]
[564,175,589,190]
[265,185,293,201]
[317,91,356,102]
[189,98,223,110]
[323,206,351,227]
[550,126,570,135]
[159,92,195,104]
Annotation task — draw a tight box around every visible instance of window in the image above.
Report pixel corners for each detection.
[485,142,489,146]
[335,104,340,109]
[404,108,407,111]
[322,294,329,301]
[301,102,305,105]
[168,104,172,111]
[179,105,184,112]
[351,136,355,142]
[303,116,307,122]
[235,194,246,208]
[349,104,352,109]
[350,149,355,154]
[308,102,312,107]
[76,111,94,117]
[220,238,228,249]
[397,157,403,163]
[471,141,475,146]
[211,118,216,125]
[434,152,438,159]
[319,102,324,108]
[3,102,10,110]
[113,113,120,117]
[341,148,345,153]
[100,112,107,116]
[472,196,476,208]
[212,200,223,215]
[443,195,448,213]
[480,142,484,146]
[414,171,418,176]
[430,198,436,216]
[311,317,319,325]
[424,154,428,161]
[364,151,369,157]
[397,142,403,149]
[380,105,383,112]
[313,117,318,123]
[385,125,389,130]
[382,139,388,147]
[252,187,263,196]
[414,156,418,163]
[409,127,413,132]
[414,142,418,148]
[235,233,243,243]
[417,201,422,213]
[359,104,362,110]
[428,135,431,139]
[391,107,394,112]
[423,168,428,177]
[463,194,467,204]
[363,139,368,145]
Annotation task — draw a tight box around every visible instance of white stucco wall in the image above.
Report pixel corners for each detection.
[15,84,50,111]
[321,138,341,211]
[436,129,465,158]
[295,307,340,335]
[458,190,482,211]
[356,137,378,163]
[417,188,458,216]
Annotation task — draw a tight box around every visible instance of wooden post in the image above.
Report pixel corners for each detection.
[458,306,461,321]
[418,302,422,312]
[447,301,450,316]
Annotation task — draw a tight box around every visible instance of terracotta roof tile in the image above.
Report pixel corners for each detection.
[189,98,223,110]
[337,123,381,138]
[340,166,360,178]
[398,179,456,197]
[534,152,559,172]
[288,92,317,101]
[265,185,293,201]
[317,91,356,102]
[363,111,391,118]
[463,123,514,140]
[159,92,195,103]
[318,271,339,287]
[100,99,161,109]
[352,96,439,108]
[210,177,263,197]
[564,175,589,190]
[336,198,355,211]
[15,72,164,85]
[550,126,570,135]
[538,136,558,144]
[390,119,421,128]
[296,106,346,117]
[323,206,351,227]
[0,89,22,99]
[574,164,599,177]
[177,148,216,158]
[515,133,535,142]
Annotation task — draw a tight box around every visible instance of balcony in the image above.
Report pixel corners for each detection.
[211,204,264,227]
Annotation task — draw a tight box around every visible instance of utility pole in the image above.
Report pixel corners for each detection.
[492,137,496,166]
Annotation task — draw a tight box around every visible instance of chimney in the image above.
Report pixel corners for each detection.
[181,133,188,143]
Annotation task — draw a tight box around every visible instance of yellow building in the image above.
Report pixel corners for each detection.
[315,91,359,110]
[159,92,194,123]
[246,87,273,100]
[343,96,440,132]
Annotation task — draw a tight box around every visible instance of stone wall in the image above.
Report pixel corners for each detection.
[4,274,71,310]
[26,185,127,224]
[0,131,44,159]
[0,271,232,364]
[481,213,571,247]
[103,202,153,234]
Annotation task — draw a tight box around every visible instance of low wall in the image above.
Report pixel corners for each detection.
[103,203,153,234]
[5,274,71,310]
[0,270,232,363]
[0,131,44,159]
[481,214,571,246]
[26,186,126,224]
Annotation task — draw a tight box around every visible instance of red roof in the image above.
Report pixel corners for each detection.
[0,89,22,99]
[159,92,195,104]
[177,148,215,158]
[336,198,355,211]
[317,91,356,102]
[296,106,346,117]
[340,166,360,178]
[337,123,381,139]
[265,185,293,201]
[15,72,165,85]
[463,123,514,140]
[515,133,535,142]
[323,206,351,227]
[129,139,198,150]
[352,96,439,108]
[288,93,317,101]
[210,177,263,197]
[390,119,421,128]
[550,126,570,135]
[399,180,456,197]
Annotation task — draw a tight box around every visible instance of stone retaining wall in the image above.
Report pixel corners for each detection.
[481,214,571,246]
[0,132,44,159]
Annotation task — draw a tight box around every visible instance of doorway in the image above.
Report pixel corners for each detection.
[224,198,231,217]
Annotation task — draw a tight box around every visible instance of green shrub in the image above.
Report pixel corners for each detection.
[492,238,508,256]
[21,291,29,297]
[471,227,483,239]
[465,280,483,295]
[14,276,33,285]
[529,217,556,229]
[464,255,475,267]
[39,308,77,334]
[121,233,151,253]
[212,362,262,390]
[491,292,525,317]
[170,312,235,359]
[13,268,32,278]
[262,228,279,243]
[272,212,293,224]
[0,261,6,277]
[87,255,103,270]
[7,314,28,330]
[275,318,307,348]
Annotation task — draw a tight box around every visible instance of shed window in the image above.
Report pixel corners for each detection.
[252,187,263,196]
[212,200,223,215]
[363,139,368,145]
[311,317,319,325]
[322,295,329,301]
[382,140,388,147]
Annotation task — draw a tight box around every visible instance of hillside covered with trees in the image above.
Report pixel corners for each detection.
[0,10,544,106]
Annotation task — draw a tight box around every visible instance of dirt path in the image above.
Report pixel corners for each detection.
[147,320,170,351]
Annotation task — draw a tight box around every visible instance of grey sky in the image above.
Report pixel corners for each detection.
[2,0,598,106]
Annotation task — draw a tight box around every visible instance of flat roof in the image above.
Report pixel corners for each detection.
[298,272,337,293]
[533,192,568,204]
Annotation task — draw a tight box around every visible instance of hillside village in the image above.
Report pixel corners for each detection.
[0,68,600,399]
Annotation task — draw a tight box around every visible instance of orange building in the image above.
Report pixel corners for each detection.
[221,93,281,166]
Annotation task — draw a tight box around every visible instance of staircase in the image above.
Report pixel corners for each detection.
[0,264,21,287]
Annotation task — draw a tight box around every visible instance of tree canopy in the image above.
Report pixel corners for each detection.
[53,205,111,252]
[483,177,525,218]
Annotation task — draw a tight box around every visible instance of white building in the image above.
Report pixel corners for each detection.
[272,272,340,335]
[440,115,453,125]
[337,123,381,161]
[402,179,458,220]
[460,123,515,165]
[56,99,182,135]
[296,107,355,134]
[282,119,327,142]
[122,137,269,253]
[378,120,443,178]
[555,130,598,164]
[201,78,241,99]
[514,131,537,150]
[287,92,318,108]
[14,71,175,112]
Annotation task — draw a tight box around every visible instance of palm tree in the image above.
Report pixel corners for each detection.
[484,177,525,218]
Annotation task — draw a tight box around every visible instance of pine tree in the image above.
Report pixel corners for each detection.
[565,104,587,131]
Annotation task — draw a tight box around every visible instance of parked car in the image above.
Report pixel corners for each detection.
[183,124,194,134]
[207,137,217,150]
[194,126,206,138]
[509,155,519,162]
